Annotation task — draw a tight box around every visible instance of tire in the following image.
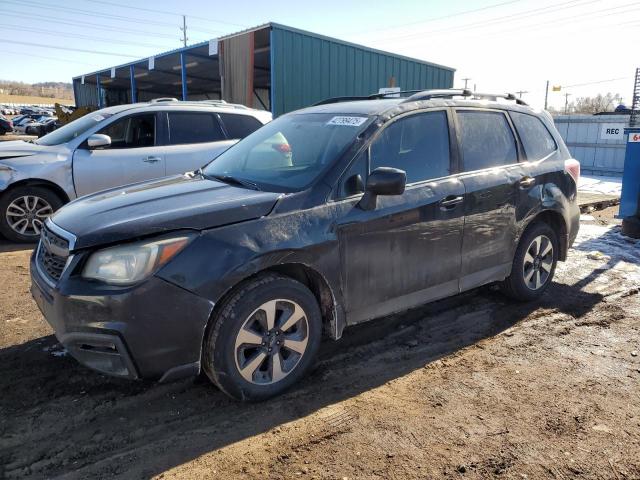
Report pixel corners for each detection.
[203,273,322,401]
[0,186,64,243]
[500,222,559,301]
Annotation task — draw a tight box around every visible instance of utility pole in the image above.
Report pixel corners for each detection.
[564,93,572,114]
[516,90,528,99]
[180,15,188,47]
[544,80,549,110]
[462,77,471,89]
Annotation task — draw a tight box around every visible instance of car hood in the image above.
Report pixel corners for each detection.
[0,140,56,160]
[50,173,283,250]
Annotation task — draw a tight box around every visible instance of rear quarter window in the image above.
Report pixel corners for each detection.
[510,111,557,161]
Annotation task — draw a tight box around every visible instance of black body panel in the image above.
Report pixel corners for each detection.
[50,173,281,249]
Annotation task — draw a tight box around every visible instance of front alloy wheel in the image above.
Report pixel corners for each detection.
[203,274,322,401]
[235,299,309,385]
[0,186,63,243]
[6,195,52,237]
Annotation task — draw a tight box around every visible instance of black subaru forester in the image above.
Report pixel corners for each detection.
[31,89,580,401]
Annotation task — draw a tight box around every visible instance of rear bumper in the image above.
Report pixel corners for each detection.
[30,251,215,382]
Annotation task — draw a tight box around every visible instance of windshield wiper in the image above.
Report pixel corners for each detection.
[204,173,261,191]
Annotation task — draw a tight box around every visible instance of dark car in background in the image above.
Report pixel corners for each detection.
[30,89,580,401]
[0,114,13,135]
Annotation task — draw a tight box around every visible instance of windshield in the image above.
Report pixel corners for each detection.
[202,113,373,192]
[35,112,113,146]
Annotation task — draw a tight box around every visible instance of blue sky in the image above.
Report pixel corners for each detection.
[1,0,638,110]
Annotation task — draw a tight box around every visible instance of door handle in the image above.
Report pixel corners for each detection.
[439,195,464,210]
[518,176,536,188]
[144,156,161,164]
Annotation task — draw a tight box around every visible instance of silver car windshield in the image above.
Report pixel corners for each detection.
[202,113,374,192]
[35,113,114,146]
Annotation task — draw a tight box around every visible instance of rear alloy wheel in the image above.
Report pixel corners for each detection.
[0,186,63,243]
[203,274,322,401]
[522,235,554,291]
[500,222,558,301]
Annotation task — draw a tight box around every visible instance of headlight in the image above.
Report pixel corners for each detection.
[82,234,194,285]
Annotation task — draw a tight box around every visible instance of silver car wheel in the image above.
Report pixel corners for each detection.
[234,299,309,385]
[6,195,52,237]
[522,234,554,290]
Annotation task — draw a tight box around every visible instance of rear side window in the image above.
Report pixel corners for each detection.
[370,111,451,184]
[167,112,225,145]
[457,111,517,171]
[218,113,263,139]
[510,112,557,160]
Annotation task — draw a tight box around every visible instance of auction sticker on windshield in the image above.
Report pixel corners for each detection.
[327,116,368,127]
[92,115,105,122]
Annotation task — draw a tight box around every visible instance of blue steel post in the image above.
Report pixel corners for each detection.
[269,28,275,116]
[130,65,137,104]
[180,52,188,101]
[96,73,102,109]
[620,127,640,238]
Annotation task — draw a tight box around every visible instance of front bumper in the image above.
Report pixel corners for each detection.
[30,252,215,382]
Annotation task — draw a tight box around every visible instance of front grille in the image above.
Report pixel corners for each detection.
[37,226,69,283]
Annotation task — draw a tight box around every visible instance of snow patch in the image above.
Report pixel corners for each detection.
[578,175,622,196]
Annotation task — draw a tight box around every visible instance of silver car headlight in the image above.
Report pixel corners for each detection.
[82,234,194,285]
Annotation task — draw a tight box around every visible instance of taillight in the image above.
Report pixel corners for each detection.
[565,158,580,184]
[272,143,291,154]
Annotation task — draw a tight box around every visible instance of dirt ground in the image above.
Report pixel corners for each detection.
[1,210,639,480]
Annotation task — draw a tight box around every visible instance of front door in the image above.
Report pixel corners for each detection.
[73,113,165,197]
[336,110,465,325]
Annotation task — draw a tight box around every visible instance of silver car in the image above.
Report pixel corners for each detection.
[0,100,271,242]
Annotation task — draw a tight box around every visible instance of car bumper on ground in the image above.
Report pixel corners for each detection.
[30,252,215,382]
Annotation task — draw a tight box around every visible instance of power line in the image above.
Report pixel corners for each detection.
[84,0,247,28]
[374,0,597,42]
[446,3,640,42]
[350,0,527,34]
[0,39,141,58]
[2,10,178,40]
[3,0,226,35]
[2,50,98,66]
[1,25,177,50]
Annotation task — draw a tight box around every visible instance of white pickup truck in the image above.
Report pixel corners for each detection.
[0,99,271,242]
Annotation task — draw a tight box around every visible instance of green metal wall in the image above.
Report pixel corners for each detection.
[270,24,455,117]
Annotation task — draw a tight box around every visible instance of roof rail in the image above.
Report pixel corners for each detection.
[403,89,528,106]
[150,97,179,103]
[314,88,528,107]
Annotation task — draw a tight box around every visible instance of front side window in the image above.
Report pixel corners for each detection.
[203,113,374,192]
[218,113,263,139]
[98,114,156,149]
[168,112,224,145]
[457,110,517,171]
[370,111,451,184]
[510,111,557,161]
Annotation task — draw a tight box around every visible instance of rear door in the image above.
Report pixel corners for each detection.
[72,112,165,197]
[162,111,236,174]
[454,108,524,291]
[336,109,466,324]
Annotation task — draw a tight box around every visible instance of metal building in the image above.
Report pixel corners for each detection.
[73,23,455,117]
[554,114,630,176]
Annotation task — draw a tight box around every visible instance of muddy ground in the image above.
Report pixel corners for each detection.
[1,210,639,479]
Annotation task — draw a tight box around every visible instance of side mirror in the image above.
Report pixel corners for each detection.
[87,134,111,149]
[358,167,406,210]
